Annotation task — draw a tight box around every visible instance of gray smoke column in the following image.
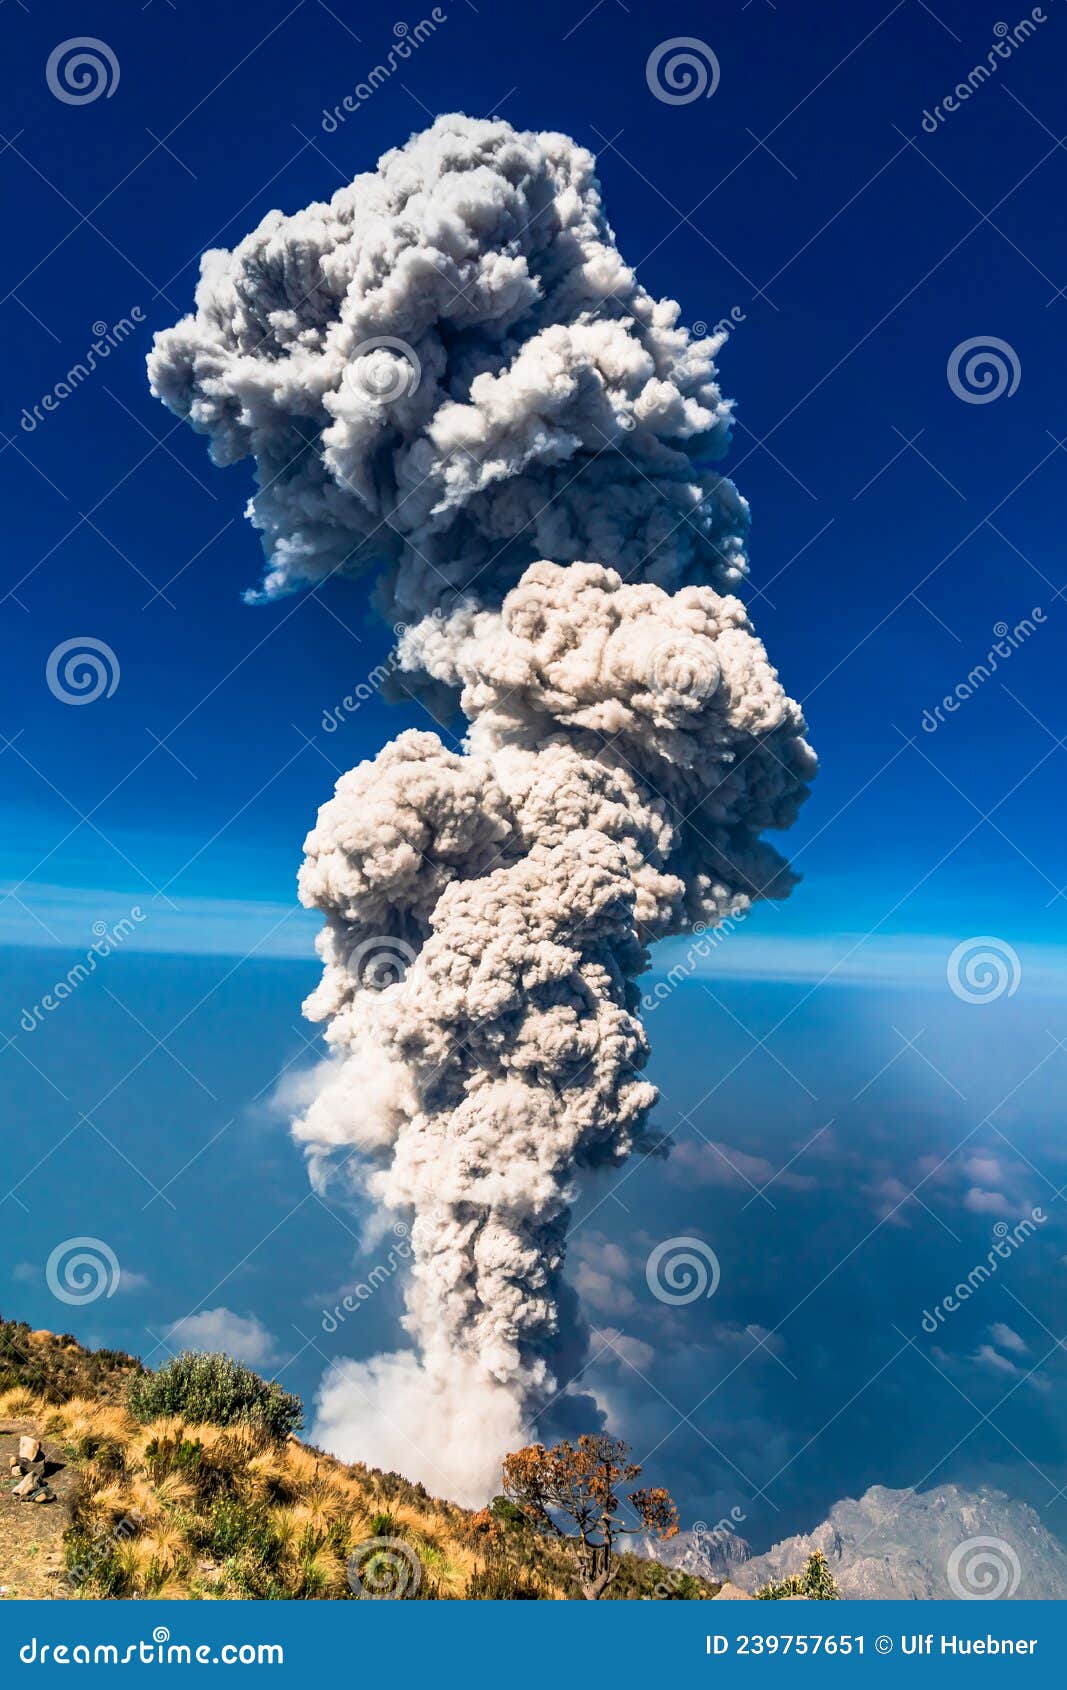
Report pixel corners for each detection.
[149,114,815,1502]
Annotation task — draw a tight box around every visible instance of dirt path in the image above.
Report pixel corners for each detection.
[0,1421,73,1599]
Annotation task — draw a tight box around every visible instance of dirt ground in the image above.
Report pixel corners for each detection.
[0,1421,73,1599]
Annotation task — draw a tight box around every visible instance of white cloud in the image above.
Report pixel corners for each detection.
[717,1322,787,1361]
[150,110,819,1489]
[0,881,317,959]
[10,1260,149,1293]
[963,1153,1006,1184]
[313,1349,526,1508]
[668,1138,815,1193]
[962,1186,1014,1217]
[989,1321,1028,1355]
[865,1174,915,1226]
[972,1343,1022,1377]
[166,1308,277,1368]
[594,1327,656,1373]
[570,1237,636,1316]
[649,929,1067,991]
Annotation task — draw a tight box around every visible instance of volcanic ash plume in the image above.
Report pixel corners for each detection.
[149,115,816,1502]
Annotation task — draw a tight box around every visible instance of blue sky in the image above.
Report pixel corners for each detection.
[2,0,1066,1550]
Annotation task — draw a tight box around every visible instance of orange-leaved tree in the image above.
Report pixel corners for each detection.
[501,1434,678,1599]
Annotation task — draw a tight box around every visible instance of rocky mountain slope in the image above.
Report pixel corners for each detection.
[648,1484,1067,1599]
[638,1523,754,1584]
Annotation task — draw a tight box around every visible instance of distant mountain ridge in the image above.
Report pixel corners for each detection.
[639,1524,753,1585]
[643,1484,1067,1599]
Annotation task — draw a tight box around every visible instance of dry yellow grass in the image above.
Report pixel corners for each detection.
[0,1386,38,1420]
[3,1342,717,1602]
[14,1391,559,1600]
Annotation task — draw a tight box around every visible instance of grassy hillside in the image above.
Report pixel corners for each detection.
[0,1318,140,1406]
[0,1317,718,1601]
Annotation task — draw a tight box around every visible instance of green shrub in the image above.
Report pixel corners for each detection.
[489,1495,527,1531]
[465,1563,544,1599]
[195,1498,277,1562]
[63,1482,142,1599]
[125,1352,302,1440]
[656,1570,704,1600]
[756,1550,841,1601]
[195,1502,287,1600]
[63,1529,132,1599]
[65,1432,126,1473]
[144,1434,204,1485]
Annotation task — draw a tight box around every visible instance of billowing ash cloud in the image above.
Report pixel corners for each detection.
[150,114,815,1504]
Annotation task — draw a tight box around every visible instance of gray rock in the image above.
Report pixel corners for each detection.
[714,1580,755,1599]
[638,1525,753,1583]
[733,1485,1067,1601]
